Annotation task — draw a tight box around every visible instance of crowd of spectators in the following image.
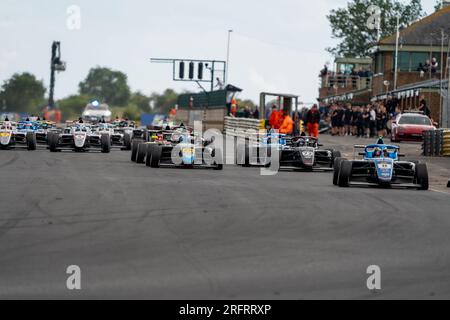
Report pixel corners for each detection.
[418,58,439,74]
[323,95,432,139]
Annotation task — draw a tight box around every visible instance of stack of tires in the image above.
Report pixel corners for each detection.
[423,129,450,157]
[443,130,450,157]
[422,130,432,156]
[423,130,440,156]
[435,130,444,157]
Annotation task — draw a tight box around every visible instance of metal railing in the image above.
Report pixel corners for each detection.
[321,75,372,91]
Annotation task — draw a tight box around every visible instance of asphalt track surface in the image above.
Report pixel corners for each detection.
[0,144,450,299]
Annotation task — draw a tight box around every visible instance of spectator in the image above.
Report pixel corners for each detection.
[376,105,387,137]
[353,106,364,138]
[431,58,439,73]
[279,110,294,135]
[243,106,251,118]
[330,106,340,136]
[419,95,431,118]
[344,104,353,136]
[369,106,377,138]
[417,63,425,72]
[269,106,281,130]
[337,105,345,136]
[423,60,431,73]
[386,96,397,114]
[351,105,359,136]
[320,65,328,77]
[362,106,370,138]
[253,107,260,120]
[306,104,321,138]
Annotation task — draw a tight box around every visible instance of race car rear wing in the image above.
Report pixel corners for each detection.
[353,144,405,159]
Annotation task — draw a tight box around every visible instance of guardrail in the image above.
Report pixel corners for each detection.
[423,129,450,157]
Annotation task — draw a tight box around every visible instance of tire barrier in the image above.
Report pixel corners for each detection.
[423,129,450,157]
[224,117,262,139]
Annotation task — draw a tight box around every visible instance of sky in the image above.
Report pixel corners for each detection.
[0,0,438,105]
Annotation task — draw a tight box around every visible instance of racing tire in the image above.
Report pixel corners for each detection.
[145,144,155,167]
[338,160,352,188]
[101,134,111,153]
[143,130,149,142]
[213,149,224,171]
[26,132,37,151]
[131,140,139,162]
[124,133,132,150]
[150,146,162,168]
[415,163,429,191]
[331,150,342,168]
[333,157,345,186]
[136,143,147,164]
[49,133,59,152]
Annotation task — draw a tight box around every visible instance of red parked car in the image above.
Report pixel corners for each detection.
[391,112,436,143]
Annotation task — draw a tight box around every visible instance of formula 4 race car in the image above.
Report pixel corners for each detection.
[238,133,341,171]
[131,130,176,163]
[0,121,37,150]
[48,125,111,153]
[333,138,429,190]
[94,123,133,150]
[145,133,223,170]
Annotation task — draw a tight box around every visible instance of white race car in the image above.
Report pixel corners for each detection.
[0,122,37,151]
[48,125,111,153]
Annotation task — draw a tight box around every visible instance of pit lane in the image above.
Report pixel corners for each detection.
[0,138,449,299]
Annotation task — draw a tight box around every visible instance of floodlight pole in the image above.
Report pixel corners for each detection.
[226,30,233,85]
[394,17,400,90]
[48,41,65,109]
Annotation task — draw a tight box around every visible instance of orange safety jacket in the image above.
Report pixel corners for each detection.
[269,110,281,129]
[279,116,294,134]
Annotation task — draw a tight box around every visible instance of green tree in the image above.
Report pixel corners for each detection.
[327,0,424,58]
[57,94,91,121]
[435,0,444,11]
[79,67,131,106]
[130,91,151,113]
[122,104,141,121]
[236,99,256,109]
[0,73,46,114]
[150,89,179,114]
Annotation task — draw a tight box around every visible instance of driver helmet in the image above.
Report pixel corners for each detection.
[374,147,382,158]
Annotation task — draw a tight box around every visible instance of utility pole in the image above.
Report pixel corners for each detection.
[48,41,66,109]
[440,30,445,127]
[394,17,400,90]
[226,30,233,85]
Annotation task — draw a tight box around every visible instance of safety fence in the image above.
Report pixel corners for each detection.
[423,129,450,157]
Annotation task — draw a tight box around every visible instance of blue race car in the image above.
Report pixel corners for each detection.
[333,138,429,190]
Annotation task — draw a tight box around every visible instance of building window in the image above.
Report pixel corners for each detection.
[393,52,440,72]
[411,53,429,71]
